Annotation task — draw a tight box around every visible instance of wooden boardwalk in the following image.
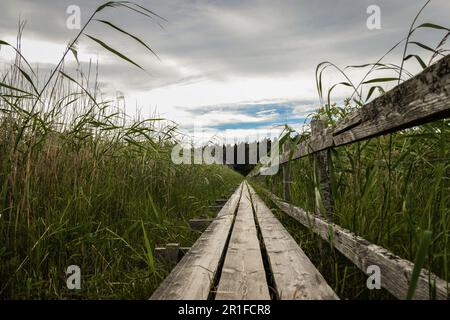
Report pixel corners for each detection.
[150,181,337,300]
[247,54,450,300]
[151,55,450,300]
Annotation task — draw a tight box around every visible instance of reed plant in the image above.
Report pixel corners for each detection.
[251,1,450,299]
[0,1,242,299]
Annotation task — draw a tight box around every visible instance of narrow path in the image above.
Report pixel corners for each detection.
[150,181,337,300]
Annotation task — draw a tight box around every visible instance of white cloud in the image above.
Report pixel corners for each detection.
[181,126,285,146]
[125,71,316,120]
[291,104,318,118]
[256,109,277,116]
[180,110,277,128]
[1,0,449,144]
[0,36,68,64]
[0,35,119,66]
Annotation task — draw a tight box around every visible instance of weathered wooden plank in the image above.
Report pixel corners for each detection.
[188,218,213,231]
[215,183,270,300]
[282,143,291,201]
[209,205,223,213]
[150,182,243,300]
[155,245,190,263]
[248,185,338,300]
[215,198,228,204]
[274,54,450,167]
[332,54,450,146]
[311,119,334,218]
[155,243,191,267]
[265,191,449,300]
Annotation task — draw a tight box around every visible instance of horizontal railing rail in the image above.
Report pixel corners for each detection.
[251,54,450,176]
[264,190,449,300]
[248,54,450,299]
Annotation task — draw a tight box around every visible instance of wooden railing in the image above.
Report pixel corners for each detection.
[249,54,450,299]
[151,182,339,300]
[252,54,450,174]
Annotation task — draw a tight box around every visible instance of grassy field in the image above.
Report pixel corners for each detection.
[0,65,242,298]
[0,2,243,299]
[251,116,450,299]
[1,0,448,300]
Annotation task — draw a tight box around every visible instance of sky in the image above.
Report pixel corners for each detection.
[0,0,449,143]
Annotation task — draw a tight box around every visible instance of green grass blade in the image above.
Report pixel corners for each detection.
[415,23,450,32]
[141,220,154,273]
[404,54,428,69]
[406,230,432,299]
[17,66,39,95]
[94,19,160,60]
[362,77,399,84]
[59,71,101,108]
[84,34,144,70]
[0,81,35,95]
[0,40,36,76]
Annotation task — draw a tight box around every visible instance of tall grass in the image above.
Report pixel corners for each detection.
[251,2,450,299]
[0,2,242,299]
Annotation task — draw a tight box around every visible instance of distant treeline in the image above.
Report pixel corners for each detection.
[216,138,273,175]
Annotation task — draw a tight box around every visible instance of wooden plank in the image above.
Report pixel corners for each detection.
[215,198,228,204]
[209,205,223,212]
[279,129,334,165]
[332,54,450,146]
[248,185,338,300]
[155,245,190,262]
[188,218,213,231]
[311,119,334,218]
[282,143,291,201]
[215,183,270,300]
[150,182,243,300]
[274,54,450,167]
[265,190,449,300]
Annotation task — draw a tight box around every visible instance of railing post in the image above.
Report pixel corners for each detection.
[165,243,180,268]
[310,119,334,220]
[282,143,291,201]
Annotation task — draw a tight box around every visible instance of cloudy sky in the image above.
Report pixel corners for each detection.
[1,0,449,143]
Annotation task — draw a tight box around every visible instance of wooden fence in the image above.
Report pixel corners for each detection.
[250,54,450,299]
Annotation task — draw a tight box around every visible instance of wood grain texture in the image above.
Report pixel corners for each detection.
[188,218,213,231]
[248,185,338,300]
[282,144,291,201]
[265,191,449,300]
[155,245,190,262]
[215,183,270,300]
[332,54,450,147]
[311,119,334,218]
[150,182,243,300]
[258,54,450,170]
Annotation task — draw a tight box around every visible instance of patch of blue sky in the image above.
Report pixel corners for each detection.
[207,101,314,130]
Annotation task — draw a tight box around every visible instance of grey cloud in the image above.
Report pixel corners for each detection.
[1,0,449,101]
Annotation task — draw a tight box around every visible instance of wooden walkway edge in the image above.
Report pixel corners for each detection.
[265,190,449,300]
[151,181,338,300]
[215,183,270,300]
[248,184,338,300]
[150,182,244,300]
